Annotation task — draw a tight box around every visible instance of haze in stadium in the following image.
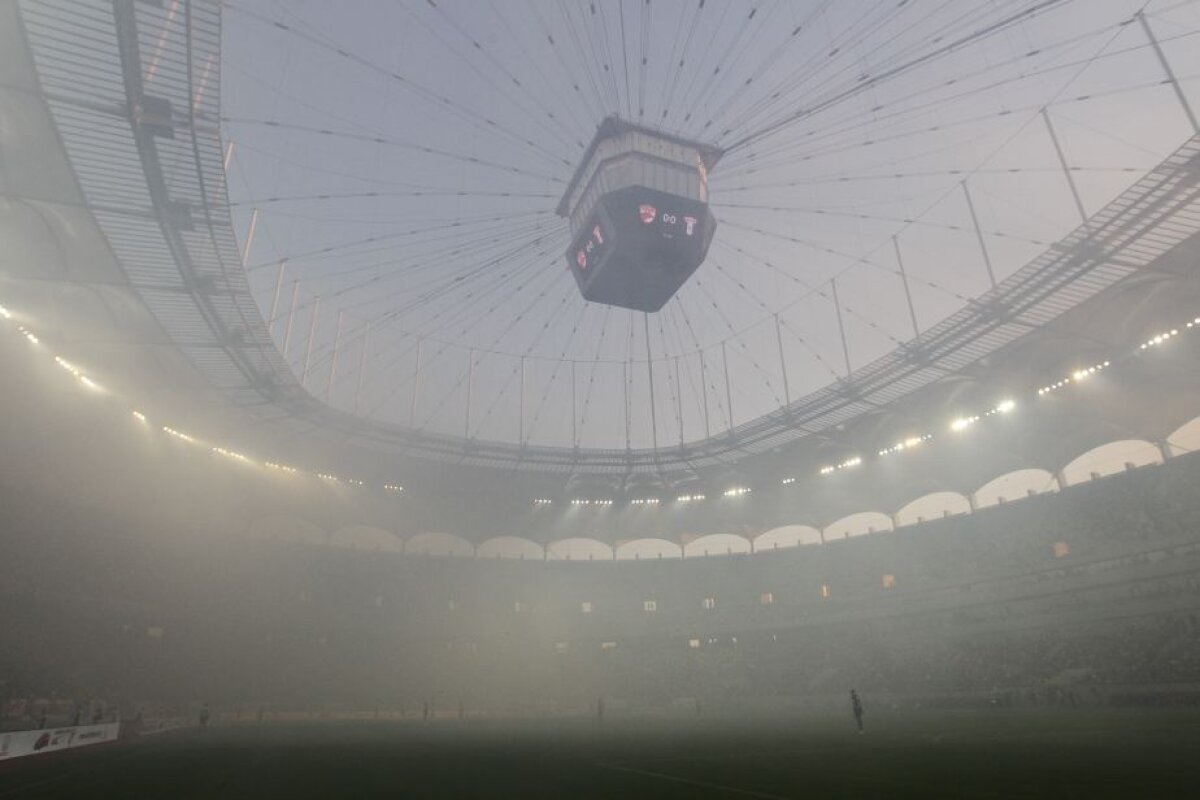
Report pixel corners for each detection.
[3,1,1200,797]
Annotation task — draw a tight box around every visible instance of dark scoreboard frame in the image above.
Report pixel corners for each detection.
[566,185,717,313]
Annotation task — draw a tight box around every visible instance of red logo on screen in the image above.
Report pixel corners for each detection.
[639,204,658,224]
[576,249,587,270]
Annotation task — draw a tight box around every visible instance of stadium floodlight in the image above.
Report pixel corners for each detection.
[0,304,11,319]
[131,410,147,423]
[212,446,251,464]
[162,426,196,444]
[996,399,1015,414]
[385,484,404,493]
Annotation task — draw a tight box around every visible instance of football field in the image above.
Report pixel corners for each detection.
[3,709,1199,798]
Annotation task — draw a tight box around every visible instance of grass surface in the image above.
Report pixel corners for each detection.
[3,709,1199,798]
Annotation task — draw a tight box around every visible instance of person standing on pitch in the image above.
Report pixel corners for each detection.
[850,690,864,734]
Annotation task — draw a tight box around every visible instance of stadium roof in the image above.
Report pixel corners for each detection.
[5,0,1200,493]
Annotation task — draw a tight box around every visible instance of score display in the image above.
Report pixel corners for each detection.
[566,185,716,312]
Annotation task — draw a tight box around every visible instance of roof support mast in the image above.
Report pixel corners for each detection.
[722,341,734,435]
[1041,109,1088,227]
[465,348,475,439]
[831,278,852,377]
[267,259,286,333]
[644,313,658,453]
[961,181,997,289]
[301,295,320,388]
[281,280,299,362]
[774,313,790,409]
[409,337,422,428]
[1137,10,1199,135]
[327,310,344,402]
[354,320,369,415]
[892,236,921,341]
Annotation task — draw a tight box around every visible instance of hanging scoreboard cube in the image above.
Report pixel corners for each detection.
[558,117,723,313]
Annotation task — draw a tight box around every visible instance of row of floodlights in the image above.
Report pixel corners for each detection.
[540,313,1200,504]
[1139,322,1196,350]
[536,492,711,507]
[1039,361,1110,395]
[0,302,405,495]
[819,456,862,476]
[878,434,933,457]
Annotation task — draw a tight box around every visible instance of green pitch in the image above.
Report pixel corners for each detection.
[4,709,1199,798]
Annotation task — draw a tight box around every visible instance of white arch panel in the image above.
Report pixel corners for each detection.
[404,531,475,558]
[684,533,752,558]
[824,511,893,541]
[1166,415,1200,457]
[476,536,544,560]
[753,525,823,552]
[615,538,683,561]
[546,538,613,561]
[974,468,1059,509]
[895,491,971,527]
[1061,439,1162,486]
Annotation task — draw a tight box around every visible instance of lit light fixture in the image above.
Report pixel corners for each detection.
[0,304,11,319]
[212,446,251,464]
[676,493,705,503]
[162,426,195,443]
[1142,329,1179,349]
[1041,360,1109,395]
[878,434,932,456]
[385,484,404,493]
[950,416,978,432]
[821,455,863,474]
[132,410,147,423]
[723,486,751,497]
[781,477,796,485]
[265,461,298,474]
[995,399,1015,414]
